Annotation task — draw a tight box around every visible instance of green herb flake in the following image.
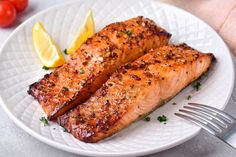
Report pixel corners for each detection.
[157,115,168,123]
[63,49,68,55]
[172,102,177,105]
[79,69,85,74]
[124,30,132,36]
[39,116,49,126]
[62,86,69,91]
[64,128,69,133]
[187,95,192,100]
[143,116,151,122]
[42,66,50,70]
[202,72,207,77]
[193,82,201,91]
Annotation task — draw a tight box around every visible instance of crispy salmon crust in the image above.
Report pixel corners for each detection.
[57,44,215,143]
[28,16,171,119]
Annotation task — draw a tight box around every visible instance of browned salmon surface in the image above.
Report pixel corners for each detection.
[28,16,171,119]
[57,44,215,143]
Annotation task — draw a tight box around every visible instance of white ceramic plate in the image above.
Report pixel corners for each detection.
[0,0,234,156]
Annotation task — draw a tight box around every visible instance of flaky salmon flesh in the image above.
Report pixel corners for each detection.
[28,16,171,119]
[57,44,215,143]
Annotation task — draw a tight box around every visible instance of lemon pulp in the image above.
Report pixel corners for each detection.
[67,9,95,55]
[32,22,65,68]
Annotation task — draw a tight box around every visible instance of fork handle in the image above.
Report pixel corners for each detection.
[222,126,236,149]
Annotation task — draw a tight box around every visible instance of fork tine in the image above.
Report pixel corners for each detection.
[175,113,217,135]
[179,109,223,132]
[184,106,228,128]
[188,103,235,122]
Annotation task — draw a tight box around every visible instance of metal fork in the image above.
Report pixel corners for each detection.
[175,103,236,149]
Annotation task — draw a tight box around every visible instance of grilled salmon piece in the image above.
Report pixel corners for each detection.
[100,17,170,62]
[28,16,171,120]
[57,44,215,143]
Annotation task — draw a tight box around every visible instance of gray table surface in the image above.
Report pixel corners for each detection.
[1,0,236,156]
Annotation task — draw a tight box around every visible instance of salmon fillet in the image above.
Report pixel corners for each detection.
[57,44,215,143]
[28,16,171,119]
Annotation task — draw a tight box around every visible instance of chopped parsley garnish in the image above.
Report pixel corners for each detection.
[202,72,207,77]
[172,102,177,105]
[39,117,49,126]
[124,30,132,36]
[63,49,68,55]
[108,83,113,86]
[62,86,69,91]
[193,82,201,91]
[157,115,168,123]
[42,66,50,70]
[64,128,69,132]
[143,116,151,122]
[79,69,85,74]
[187,95,192,100]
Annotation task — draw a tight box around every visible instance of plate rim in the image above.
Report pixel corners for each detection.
[0,0,234,156]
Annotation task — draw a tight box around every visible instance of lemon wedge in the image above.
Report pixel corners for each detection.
[67,9,95,55]
[32,22,65,68]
